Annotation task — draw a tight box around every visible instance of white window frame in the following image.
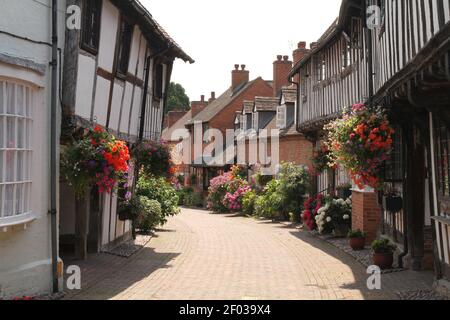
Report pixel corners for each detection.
[252,112,259,131]
[276,105,287,129]
[0,80,34,228]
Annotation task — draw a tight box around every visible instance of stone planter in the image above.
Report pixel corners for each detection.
[349,237,366,251]
[373,252,394,269]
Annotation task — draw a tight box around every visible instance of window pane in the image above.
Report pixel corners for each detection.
[0,151,3,182]
[7,117,15,148]
[17,118,24,149]
[0,185,3,217]
[23,183,29,213]
[6,83,15,114]
[17,85,24,116]
[0,81,4,114]
[15,184,23,215]
[25,87,31,118]
[5,151,14,182]
[17,151,23,182]
[4,184,14,217]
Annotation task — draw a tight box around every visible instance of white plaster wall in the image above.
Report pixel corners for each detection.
[129,87,142,136]
[93,77,110,126]
[75,54,96,120]
[118,82,134,133]
[108,81,125,132]
[97,1,119,73]
[0,0,65,298]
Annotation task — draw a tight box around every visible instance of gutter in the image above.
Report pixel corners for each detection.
[50,0,59,293]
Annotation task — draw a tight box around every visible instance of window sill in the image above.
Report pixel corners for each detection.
[0,212,37,231]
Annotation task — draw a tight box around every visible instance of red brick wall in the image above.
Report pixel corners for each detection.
[352,191,381,243]
[423,226,435,270]
[273,55,292,96]
[278,135,313,169]
[210,78,273,136]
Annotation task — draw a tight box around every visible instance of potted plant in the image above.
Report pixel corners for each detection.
[382,189,403,213]
[336,183,352,199]
[348,229,366,251]
[371,239,397,269]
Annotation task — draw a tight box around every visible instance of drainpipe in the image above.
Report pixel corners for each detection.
[50,0,59,293]
[138,46,172,141]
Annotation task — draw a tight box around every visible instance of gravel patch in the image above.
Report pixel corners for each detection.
[315,233,405,274]
[397,289,448,300]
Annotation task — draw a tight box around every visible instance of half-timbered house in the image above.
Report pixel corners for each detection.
[59,0,193,259]
[290,0,450,293]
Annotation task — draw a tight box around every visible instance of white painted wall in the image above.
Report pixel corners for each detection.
[0,0,66,298]
[97,0,119,73]
[75,54,96,120]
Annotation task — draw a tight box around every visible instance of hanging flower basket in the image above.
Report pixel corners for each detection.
[61,125,130,196]
[325,103,395,189]
[312,143,335,174]
[132,140,174,178]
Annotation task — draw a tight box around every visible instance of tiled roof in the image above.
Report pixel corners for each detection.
[254,97,279,112]
[187,77,271,124]
[161,111,191,142]
[111,0,194,63]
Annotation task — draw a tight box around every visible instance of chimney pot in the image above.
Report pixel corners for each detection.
[283,55,289,61]
[211,91,215,99]
[241,64,246,70]
[298,41,306,49]
[234,64,239,70]
[277,55,282,61]
[201,95,205,102]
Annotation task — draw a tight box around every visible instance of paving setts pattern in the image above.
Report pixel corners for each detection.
[64,208,436,300]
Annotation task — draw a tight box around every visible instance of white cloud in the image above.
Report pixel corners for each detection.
[141,0,342,100]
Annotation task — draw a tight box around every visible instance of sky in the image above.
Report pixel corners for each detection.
[141,0,342,101]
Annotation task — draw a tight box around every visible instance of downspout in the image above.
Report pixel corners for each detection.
[138,45,172,141]
[50,0,59,293]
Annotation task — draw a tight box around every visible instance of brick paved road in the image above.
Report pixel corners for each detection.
[64,208,434,300]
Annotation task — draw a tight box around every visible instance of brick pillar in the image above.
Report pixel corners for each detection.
[352,190,381,244]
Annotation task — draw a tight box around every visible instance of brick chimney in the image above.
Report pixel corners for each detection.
[165,110,188,129]
[191,95,208,118]
[208,91,216,103]
[232,64,249,91]
[293,41,310,83]
[273,55,292,97]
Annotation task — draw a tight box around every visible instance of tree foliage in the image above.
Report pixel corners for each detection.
[166,82,190,114]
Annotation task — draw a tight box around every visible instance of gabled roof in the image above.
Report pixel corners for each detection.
[186,78,272,125]
[254,97,279,112]
[111,0,194,63]
[161,110,191,142]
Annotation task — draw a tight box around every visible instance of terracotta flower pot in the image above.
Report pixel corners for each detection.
[372,252,394,269]
[349,237,366,251]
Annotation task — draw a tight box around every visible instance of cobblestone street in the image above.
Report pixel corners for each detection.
[64,208,435,300]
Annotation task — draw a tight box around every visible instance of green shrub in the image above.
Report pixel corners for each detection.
[136,176,180,225]
[185,191,204,208]
[242,190,257,215]
[137,198,163,233]
[371,239,396,254]
[177,186,194,206]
